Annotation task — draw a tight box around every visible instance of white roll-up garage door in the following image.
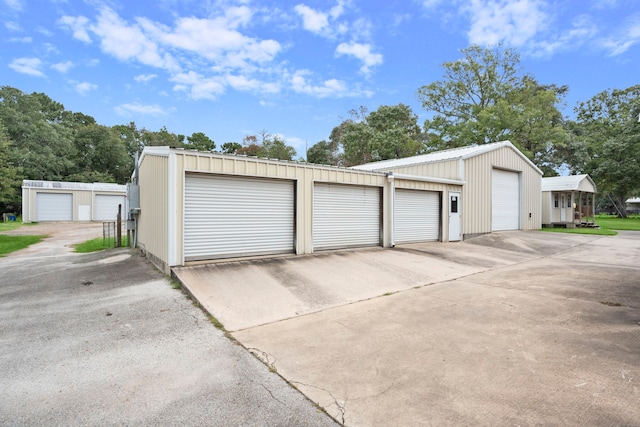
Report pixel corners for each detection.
[184,174,294,261]
[36,193,73,221]
[313,183,380,250]
[94,195,126,221]
[492,169,520,231]
[394,189,440,244]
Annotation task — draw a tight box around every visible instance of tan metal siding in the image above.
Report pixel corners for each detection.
[173,152,389,265]
[137,154,169,272]
[463,147,541,236]
[373,159,462,180]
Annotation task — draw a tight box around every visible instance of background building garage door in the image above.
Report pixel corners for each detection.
[36,193,73,221]
[184,174,294,261]
[313,183,380,250]
[492,169,520,231]
[94,195,126,221]
[394,189,440,244]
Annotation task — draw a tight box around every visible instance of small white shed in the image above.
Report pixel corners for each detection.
[541,174,596,227]
[22,180,127,223]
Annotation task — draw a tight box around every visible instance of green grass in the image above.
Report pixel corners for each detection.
[540,214,640,236]
[74,236,129,253]
[0,216,25,232]
[594,214,640,231]
[0,234,45,256]
[540,227,618,236]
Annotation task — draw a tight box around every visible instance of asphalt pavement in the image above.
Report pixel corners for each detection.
[0,223,338,426]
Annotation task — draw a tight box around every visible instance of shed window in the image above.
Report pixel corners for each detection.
[554,193,559,208]
[567,194,572,208]
[451,196,458,213]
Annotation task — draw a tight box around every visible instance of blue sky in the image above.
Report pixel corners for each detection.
[2,0,639,158]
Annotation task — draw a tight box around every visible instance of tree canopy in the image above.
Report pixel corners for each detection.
[417,44,569,175]
[315,103,425,166]
[567,85,640,216]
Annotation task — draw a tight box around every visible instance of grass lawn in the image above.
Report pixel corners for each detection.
[0,217,26,233]
[74,236,129,253]
[0,234,45,256]
[594,214,640,231]
[540,214,640,236]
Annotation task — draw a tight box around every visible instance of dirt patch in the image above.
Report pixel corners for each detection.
[2,222,105,257]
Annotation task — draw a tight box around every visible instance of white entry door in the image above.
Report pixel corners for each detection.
[448,191,461,241]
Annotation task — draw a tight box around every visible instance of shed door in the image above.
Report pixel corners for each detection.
[94,195,126,221]
[492,169,520,231]
[313,183,381,250]
[394,189,440,244]
[184,174,294,261]
[36,193,72,221]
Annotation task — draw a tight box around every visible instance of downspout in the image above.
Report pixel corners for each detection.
[387,172,395,248]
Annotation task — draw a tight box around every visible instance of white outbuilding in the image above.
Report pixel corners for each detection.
[541,174,596,227]
[22,180,127,223]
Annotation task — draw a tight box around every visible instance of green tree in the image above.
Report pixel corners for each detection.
[112,122,142,157]
[0,124,23,212]
[307,139,339,165]
[416,45,569,172]
[0,86,75,181]
[221,141,242,154]
[329,104,424,166]
[186,131,216,151]
[71,124,132,183]
[140,126,184,148]
[569,85,640,216]
[262,135,297,160]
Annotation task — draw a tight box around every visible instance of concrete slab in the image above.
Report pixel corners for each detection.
[174,239,541,332]
[180,231,640,426]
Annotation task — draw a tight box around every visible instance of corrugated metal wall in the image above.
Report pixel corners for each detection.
[373,159,462,181]
[137,154,169,271]
[463,147,541,236]
[138,150,464,267]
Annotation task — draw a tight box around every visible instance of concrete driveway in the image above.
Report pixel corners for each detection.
[0,223,338,426]
[174,231,640,426]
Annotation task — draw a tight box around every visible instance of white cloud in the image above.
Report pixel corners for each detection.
[90,7,180,72]
[6,21,21,31]
[291,70,348,97]
[295,4,329,33]
[9,37,32,43]
[58,15,92,43]
[75,82,98,95]
[134,73,158,82]
[3,0,23,11]
[114,102,170,116]
[294,1,349,37]
[171,71,226,100]
[600,18,640,55]
[464,0,549,47]
[335,42,383,74]
[8,57,45,77]
[51,61,74,73]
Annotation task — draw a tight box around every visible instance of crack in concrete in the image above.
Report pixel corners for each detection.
[247,347,277,371]
[260,383,285,406]
[174,296,203,328]
[290,380,346,425]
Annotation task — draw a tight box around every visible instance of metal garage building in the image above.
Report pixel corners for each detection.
[134,147,463,272]
[352,141,543,239]
[22,180,127,223]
